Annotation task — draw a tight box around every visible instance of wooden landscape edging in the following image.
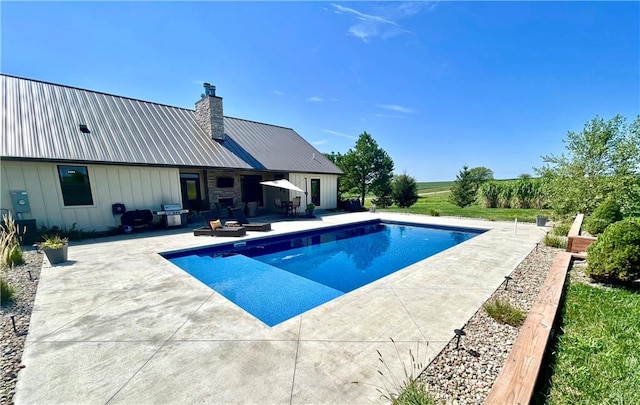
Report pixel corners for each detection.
[566,213,597,254]
[485,251,573,405]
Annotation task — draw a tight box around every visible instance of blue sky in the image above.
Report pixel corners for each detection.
[2,1,638,181]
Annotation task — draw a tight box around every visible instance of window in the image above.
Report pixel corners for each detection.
[58,165,93,206]
[311,179,320,206]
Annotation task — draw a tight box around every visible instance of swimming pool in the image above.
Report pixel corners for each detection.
[165,220,484,326]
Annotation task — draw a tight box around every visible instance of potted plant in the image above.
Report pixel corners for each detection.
[306,203,316,217]
[536,214,548,227]
[37,234,69,264]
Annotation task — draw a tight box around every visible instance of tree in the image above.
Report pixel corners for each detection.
[468,167,494,185]
[536,114,640,217]
[449,165,477,208]
[340,132,394,206]
[391,172,419,208]
[324,151,344,166]
[324,152,348,197]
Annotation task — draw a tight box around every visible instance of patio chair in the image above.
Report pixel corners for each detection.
[290,196,301,216]
[275,198,287,216]
[230,208,272,231]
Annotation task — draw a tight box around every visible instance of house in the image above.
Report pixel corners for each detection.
[0,74,343,232]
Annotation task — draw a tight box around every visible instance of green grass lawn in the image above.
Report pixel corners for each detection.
[541,282,640,404]
[373,191,550,223]
[416,181,456,194]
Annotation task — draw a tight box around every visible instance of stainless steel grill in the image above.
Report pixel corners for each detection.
[155,203,189,227]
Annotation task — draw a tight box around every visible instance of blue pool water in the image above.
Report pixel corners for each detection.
[166,220,483,326]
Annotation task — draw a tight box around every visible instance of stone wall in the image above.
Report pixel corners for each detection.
[206,172,242,208]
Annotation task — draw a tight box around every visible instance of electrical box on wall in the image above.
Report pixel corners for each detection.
[10,191,31,214]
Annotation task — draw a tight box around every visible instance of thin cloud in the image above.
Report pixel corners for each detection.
[377,104,414,114]
[332,4,399,26]
[323,129,357,140]
[308,96,325,102]
[312,139,328,145]
[373,113,407,119]
[332,4,406,42]
[273,90,285,96]
[331,2,433,42]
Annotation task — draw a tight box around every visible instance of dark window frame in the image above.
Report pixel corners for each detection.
[310,178,321,206]
[57,165,94,206]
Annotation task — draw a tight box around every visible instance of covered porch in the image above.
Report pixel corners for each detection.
[178,169,338,219]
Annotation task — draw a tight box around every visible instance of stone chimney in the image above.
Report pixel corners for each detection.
[195,83,225,141]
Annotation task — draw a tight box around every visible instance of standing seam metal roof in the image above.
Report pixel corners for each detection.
[1,74,343,175]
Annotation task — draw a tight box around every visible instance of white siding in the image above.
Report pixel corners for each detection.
[0,161,181,231]
[288,173,339,210]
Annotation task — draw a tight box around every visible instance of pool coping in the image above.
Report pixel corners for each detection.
[15,212,548,404]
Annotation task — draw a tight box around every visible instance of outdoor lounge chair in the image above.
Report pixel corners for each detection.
[229,208,272,231]
[193,211,247,237]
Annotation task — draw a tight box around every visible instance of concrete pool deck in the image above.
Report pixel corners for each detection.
[15,212,548,404]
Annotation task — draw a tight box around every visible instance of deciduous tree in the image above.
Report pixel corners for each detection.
[468,167,494,185]
[536,114,640,216]
[340,132,394,206]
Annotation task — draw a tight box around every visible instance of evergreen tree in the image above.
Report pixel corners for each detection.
[391,172,419,208]
[449,165,477,208]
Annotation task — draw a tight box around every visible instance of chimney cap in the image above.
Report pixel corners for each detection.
[203,83,216,97]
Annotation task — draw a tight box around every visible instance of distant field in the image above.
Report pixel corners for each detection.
[369,191,550,223]
[416,181,455,194]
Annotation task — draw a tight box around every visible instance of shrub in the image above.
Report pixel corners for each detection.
[1,213,24,267]
[543,234,568,249]
[37,234,69,250]
[428,209,440,217]
[484,298,526,327]
[586,219,640,283]
[478,181,500,208]
[391,173,419,208]
[552,222,572,236]
[6,245,25,267]
[1,277,15,305]
[584,198,623,235]
[36,222,100,241]
[375,339,435,405]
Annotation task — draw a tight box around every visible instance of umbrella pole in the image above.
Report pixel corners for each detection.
[304,177,308,208]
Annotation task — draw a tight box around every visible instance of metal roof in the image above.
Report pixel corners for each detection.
[1,74,343,175]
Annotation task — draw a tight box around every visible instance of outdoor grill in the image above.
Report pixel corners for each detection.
[155,203,189,227]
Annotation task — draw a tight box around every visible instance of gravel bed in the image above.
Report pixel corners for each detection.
[1,251,42,405]
[419,244,561,404]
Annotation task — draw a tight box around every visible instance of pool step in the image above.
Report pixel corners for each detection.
[169,254,343,326]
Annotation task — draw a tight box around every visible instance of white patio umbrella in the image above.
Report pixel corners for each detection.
[259,179,304,193]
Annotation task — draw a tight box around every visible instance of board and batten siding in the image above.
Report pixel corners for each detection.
[288,173,339,209]
[0,161,181,231]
